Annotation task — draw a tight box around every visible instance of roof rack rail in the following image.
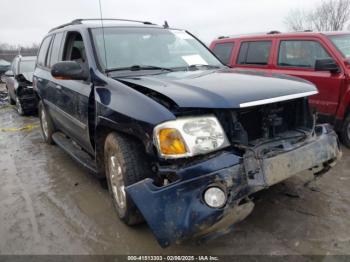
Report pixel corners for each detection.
[217,32,276,39]
[49,18,156,32]
[49,22,74,32]
[217,36,229,39]
[267,30,281,34]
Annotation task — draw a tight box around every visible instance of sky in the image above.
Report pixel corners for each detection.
[0,0,324,46]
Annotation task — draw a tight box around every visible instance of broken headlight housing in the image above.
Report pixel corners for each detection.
[154,115,230,159]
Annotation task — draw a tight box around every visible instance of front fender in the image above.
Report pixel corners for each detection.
[95,77,176,126]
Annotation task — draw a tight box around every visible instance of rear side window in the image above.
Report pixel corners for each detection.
[237,41,272,65]
[278,40,331,68]
[212,42,234,65]
[37,36,52,67]
[49,32,64,67]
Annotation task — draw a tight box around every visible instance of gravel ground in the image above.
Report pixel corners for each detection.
[0,83,349,256]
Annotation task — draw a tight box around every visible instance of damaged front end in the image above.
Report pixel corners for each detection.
[15,74,37,111]
[126,97,341,248]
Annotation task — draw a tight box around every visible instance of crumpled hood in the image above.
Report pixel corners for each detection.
[19,72,33,83]
[116,69,318,108]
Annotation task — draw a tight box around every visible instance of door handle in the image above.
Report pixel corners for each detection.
[55,85,62,90]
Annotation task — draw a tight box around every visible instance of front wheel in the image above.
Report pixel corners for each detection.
[104,132,151,225]
[15,96,25,116]
[340,115,350,148]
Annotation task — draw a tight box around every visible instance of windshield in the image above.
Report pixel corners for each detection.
[329,34,350,58]
[91,27,222,72]
[19,60,36,73]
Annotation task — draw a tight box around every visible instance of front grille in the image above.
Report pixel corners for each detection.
[217,98,313,145]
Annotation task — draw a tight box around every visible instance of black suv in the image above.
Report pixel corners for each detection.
[34,19,341,247]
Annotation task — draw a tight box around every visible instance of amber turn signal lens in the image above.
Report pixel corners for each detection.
[158,128,187,155]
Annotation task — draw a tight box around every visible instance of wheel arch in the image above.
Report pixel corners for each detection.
[337,89,350,120]
[345,104,350,119]
[94,117,156,179]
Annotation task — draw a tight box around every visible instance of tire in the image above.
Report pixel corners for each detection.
[7,86,15,105]
[15,95,25,116]
[38,100,55,144]
[104,132,150,225]
[340,115,350,148]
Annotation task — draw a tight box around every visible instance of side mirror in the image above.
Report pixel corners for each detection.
[315,58,340,73]
[51,61,88,81]
[4,70,14,77]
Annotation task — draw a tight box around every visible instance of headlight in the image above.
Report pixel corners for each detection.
[154,115,230,158]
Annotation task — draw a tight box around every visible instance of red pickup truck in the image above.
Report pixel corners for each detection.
[210,31,350,147]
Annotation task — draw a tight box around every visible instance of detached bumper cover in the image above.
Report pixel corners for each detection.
[126,126,341,247]
[127,153,245,247]
[244,126,341,188]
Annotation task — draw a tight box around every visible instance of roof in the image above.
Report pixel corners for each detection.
[48,18,163,33]
[18,56,37,61]
[215,31,350,41]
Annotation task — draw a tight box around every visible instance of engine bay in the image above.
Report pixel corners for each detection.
[217,98,315,152]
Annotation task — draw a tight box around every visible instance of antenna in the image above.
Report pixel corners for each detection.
[98,0,108,71]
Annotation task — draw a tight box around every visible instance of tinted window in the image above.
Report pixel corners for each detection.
[37,36,52,67]
[212,42,234,65]
[49,32,64,67]
[237,41,272,65]
[278,40,331,68]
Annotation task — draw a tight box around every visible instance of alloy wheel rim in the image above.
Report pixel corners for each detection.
[347,122,350,141]
[109,155,126,212]
[15,97,23,115]
[41,108,49,138]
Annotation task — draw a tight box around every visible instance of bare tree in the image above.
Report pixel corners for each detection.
[0,42,39,62]
[284,0,350,31]
[284,9,312,31]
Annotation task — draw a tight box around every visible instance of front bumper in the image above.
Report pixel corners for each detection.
[126,125,341,247]
[17,86,38,111]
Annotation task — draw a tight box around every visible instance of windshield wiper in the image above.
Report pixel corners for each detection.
[105,65,173,73]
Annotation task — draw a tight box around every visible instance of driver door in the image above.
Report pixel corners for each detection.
[49,31,94,154]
